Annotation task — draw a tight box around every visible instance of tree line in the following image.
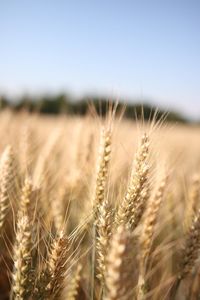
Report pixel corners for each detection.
[0,93,189,123]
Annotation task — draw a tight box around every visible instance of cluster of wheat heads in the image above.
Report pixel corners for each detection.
[1,110,200,299]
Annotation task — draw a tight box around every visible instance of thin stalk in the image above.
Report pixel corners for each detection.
[169,277,181,300]
[91,223,96,300]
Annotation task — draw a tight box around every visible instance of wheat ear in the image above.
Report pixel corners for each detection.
[47,230,69,299]
[20,124,33,175]
[91,126,112,299]
[137,175,167,300]
[0,145,14,234]
[50,188,66,231]
[12,214,33,300]
[180,208,200,279]
[185,175,200,229]
[66,263,82,300]
[141,174,168,268]
[104,225,134,300]
[96,198,113,283]
[116,133,149,229]
[93,126,112,213]
[19,178,34,216]
[170,207,200,298]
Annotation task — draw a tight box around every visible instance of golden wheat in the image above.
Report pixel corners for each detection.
[0,110,199,299]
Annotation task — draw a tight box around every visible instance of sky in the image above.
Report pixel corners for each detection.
[0,0,200,119]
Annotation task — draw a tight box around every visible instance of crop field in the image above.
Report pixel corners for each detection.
[0,109,200,300]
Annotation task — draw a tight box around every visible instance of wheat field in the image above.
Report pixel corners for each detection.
[0,109,200,300]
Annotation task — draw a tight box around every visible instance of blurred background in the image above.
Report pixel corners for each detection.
[0,0,200,122]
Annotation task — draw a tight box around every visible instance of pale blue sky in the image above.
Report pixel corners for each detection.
[0,0,200,118]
